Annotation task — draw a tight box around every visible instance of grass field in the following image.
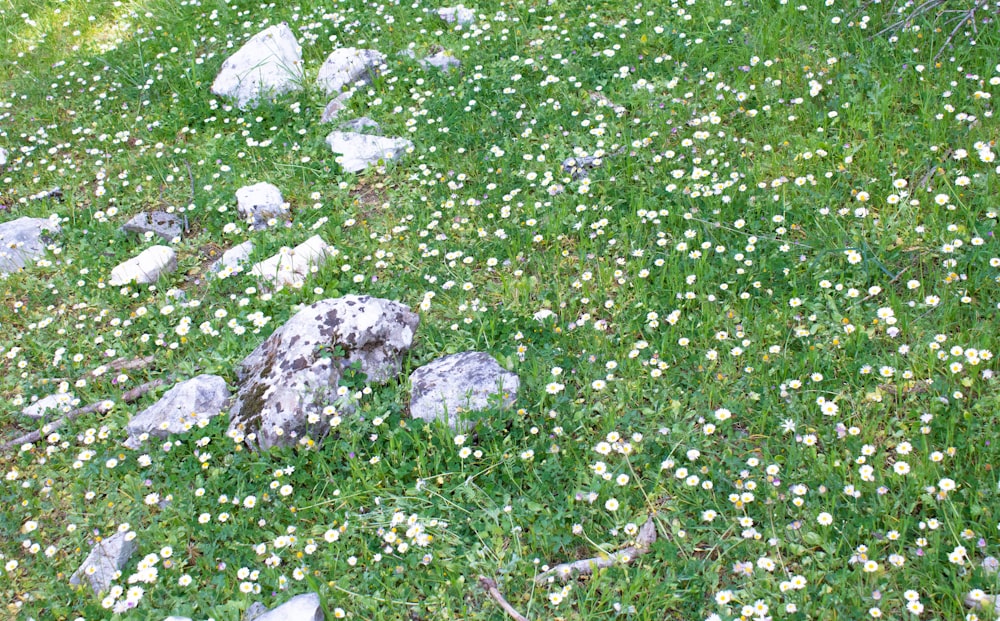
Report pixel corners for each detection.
[1,0,999,618]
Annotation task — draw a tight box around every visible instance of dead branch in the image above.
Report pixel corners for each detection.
[478,576,529,621]
[2,378,169,452]
[534,515,657,585]
[933,0,989,63]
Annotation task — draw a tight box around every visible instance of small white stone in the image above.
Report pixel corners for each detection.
[438,5,476,25]
[250,235,332,288]
[316,48,386,95]
[420,51,461,71]
[109,246,177,286]
[211,24,304,109]
[236,182,287,229]
[325,132,412,173]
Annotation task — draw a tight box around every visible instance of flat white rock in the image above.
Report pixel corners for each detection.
[236,182,288,229]
[109,245,177,286]
[124,375,231,449]
[0,216,61,274]
[438,5,476,25]
[212,240,255,276]
[253,593,324,621]
[69,531,137,594]
[23,392,76,419]
[326,132,412,173]
[316,48,385,95]
[409,351,519,428]
[250,235,332,288]
[211,24,304,109]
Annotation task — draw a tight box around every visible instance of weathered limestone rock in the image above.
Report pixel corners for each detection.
[23,392,76,419]
[0,216,61,274]
[253,593,324,621]
[212,240,255,276]
[228,296,418,450]
[438,5,476,25]
[409,351,519,428]
[326,132,412,173]
[421,51,461,71]
[124,375,231,449]
[316,48,385,95]
[69,531,137,594]
[211,23,304,109]
[320,92,353,123]
[236,182,288,230]
[109,245,176,286]
[122,211,184,242]
[244,602,269,621]
[249,235,332,288]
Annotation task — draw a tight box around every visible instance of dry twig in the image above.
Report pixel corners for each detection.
[1,378,169,452]
[478,576,529,621]
[534,515,658,585]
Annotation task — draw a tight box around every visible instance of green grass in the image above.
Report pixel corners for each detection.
[1,0,999,619]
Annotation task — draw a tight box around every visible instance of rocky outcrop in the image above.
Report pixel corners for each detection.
[228,296,418,449]
[211,24,304,109]
[409,351,519,428]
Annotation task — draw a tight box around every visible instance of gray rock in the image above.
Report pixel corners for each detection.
[23,392,76,419]
[326,132,412,173]
[244,602,269,621]
[109,245,176,286]
[236,182,288,230]
[409,351,519,428]
[69,531,137,594]
[421,51,461,71]
[211,24,304,109]
[438,5,476,25]
[253,593,324,621]
[966,591,1000,615]
[561,154,603,180]
[316,48,385,95]
[124,375,231,449]
[228,295,418,450]
[0,216,61,274]
[249,235,332,288]
[320,92,353,123]
[0,147,7,166]
[340,117,381,134]
[122,211,183,242]
[212,240,255,276]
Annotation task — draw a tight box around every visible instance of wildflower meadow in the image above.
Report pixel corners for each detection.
[0,0,998,619]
